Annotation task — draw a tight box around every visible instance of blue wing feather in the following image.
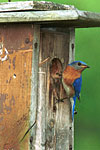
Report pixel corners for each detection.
[73,76,82,98]
[72,96,76,120]
[72,76,82,120]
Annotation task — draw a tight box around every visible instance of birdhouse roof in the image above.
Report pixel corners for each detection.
[0,1,100,28]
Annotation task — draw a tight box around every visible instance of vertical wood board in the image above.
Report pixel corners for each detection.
[39,28,72,150]
[68,28,75,150]
[0,24,34,150]
[29,25,40,150]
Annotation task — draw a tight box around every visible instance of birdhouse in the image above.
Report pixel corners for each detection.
[0,1,100,150]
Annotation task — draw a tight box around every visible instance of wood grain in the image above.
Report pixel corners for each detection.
[0,24,33,149]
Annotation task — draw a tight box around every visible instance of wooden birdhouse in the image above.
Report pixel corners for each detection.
[0,1,100,150]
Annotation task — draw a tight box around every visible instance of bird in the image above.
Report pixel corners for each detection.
[62,61,90,120]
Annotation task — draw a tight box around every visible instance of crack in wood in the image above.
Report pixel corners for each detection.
[20,121,36,143]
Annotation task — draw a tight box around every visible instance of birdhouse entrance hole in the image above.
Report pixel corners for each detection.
[49,58,63,111]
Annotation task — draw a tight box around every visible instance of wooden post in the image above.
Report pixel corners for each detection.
[30,25,40,149]
[31,27,74,150]
[69,28,75,150]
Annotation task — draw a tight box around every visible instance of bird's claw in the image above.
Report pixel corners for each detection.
[55,97,68,104]
[55,98,64,104]
[74,110,77,115]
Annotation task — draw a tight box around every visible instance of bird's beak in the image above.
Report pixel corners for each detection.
[81,65,90,68]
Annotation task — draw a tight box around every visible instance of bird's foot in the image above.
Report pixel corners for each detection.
[74,110,77,115]
[55,97,68,104]
[55,99,64,104]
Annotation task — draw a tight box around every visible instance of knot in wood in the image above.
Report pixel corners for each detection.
[48,119,55,129]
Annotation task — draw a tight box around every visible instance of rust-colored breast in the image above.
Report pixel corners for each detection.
[63,65,81,86]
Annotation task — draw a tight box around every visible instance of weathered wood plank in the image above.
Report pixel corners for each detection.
[29,25,40,150]
[68,28,75,63]
[40,28,72,150]
[0,1,74,12]
[32,1,74,11]
[35,70,46,150]
[0,1,34,12]
[0,9,100,27]
[68,28,75,150]
[0,24,33,149]
[0,10,78,23]
[77,9,100,22]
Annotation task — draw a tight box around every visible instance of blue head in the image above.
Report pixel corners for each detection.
[68,61,90,72]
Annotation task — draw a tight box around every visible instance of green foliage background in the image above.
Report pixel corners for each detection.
[1,0,100,149]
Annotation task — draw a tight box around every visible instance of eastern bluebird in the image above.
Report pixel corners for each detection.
[62,61,90,120]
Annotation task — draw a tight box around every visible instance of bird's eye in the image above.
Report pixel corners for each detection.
[78,62,81,66]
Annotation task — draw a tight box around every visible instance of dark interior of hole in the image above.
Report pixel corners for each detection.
[50,58,63,80]
[49,58,64,111]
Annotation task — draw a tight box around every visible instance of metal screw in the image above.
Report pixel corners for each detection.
[25,38,30,44]
[30,136,33,144]
[71,43,74,50]
[69,127,72,130]
[34,42,38,49]
[69,144,72,150]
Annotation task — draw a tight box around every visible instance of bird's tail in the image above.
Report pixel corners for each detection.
[72,96,76,120]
